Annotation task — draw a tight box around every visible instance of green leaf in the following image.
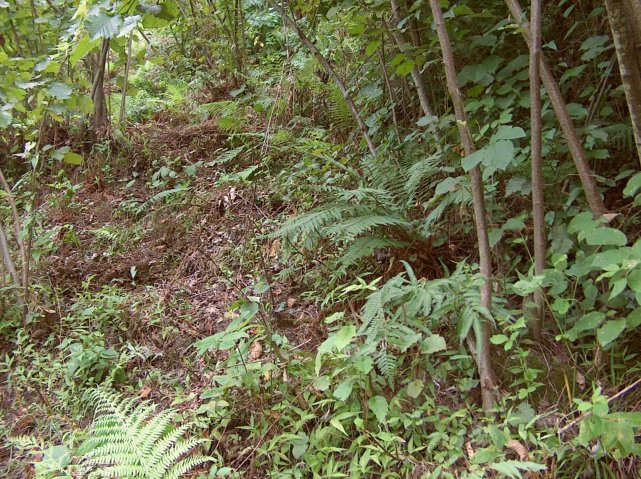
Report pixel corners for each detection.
[333,325,356,352]
[70,35,101,65]
[62,151,84,165]
[421,334,446,354]
[581,227,627,246]
[330,416,348,435]
[568,212,599,235]
[313,375,330,391]
[627,269,641,293]
[492,125,526,141]
[596,319,626,347]
[46,82,72,99]
[461,149,484,172]
[365,40,381,57]
[0,110,12,128]
[565,312,605,341]
[490,461,546,479]
[407,380,424,398]
[624,172,641,197]
[396,59,415,76]
[333,380,353,401]
[368,395,388,422]
[490,334,509,345]
[86,12,123,40]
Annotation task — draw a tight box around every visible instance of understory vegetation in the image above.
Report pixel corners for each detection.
[1,0,641,477]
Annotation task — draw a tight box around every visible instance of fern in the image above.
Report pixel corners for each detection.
[80,388,210,479]
[327,85,353,130]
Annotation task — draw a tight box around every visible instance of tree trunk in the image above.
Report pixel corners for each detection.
[529,0,544,341]
[428,0,498,410]
[267,0,377,156]
[388,0,434,118]
[605,0,641,164]
[504,0,606,219]
[119,33,134,126]
[91,39,110,137]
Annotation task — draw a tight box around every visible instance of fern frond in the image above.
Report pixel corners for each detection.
[340,237,409,268]
[324,215,411,242]
[82,387,211,479]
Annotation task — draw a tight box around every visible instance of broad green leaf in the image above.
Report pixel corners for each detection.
[368,395,388,422]
[333,325,356,352]
[333,379,353,401]
[46,82,72,99]
[581,227,627,246]
[624,172,641,197]
[627,307,641,327]
[490,461,546,479]
[407,380,423,398]
[417,114,437,127]
[565,312,605,341]
[492,125,526,141]
[0,110,12,128]
[365,40,381,57]
[609,277,627,299]
[596,319,626,347]
[71,36,100,65]
[627,269,641,293]
[62,151,84,165]
[490,334,509,345]
[86,12,123,40]
[396,59,415,76]
[421,334,446,354]
[313,375,330,391]
[567,212,598,235]
[461,149,484,172]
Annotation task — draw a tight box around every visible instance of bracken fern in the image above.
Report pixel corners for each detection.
[80,387,210,479]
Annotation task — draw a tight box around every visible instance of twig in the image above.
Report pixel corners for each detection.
[558,377,641,435]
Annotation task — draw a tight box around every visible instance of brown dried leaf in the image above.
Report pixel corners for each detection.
[505,439,529,461]
[139,385,152,399]
[249,341,263,360]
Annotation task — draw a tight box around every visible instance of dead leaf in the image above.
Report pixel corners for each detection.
[505,439,529,461]
[269,239,281,258]
[249,341,263,360]
[576,370,586,390]
[465,441,475,460]
[139,385,152,399]
[287,297,296,308]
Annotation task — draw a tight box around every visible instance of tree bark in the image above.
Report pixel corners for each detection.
[91,39,110,136]
[504,0,606,219]
[388,0,434,118]
[428,0,498,410]
[119,33,134,126]
[605,0,641,164]
[529,0,544,341]
[267,0,377,156]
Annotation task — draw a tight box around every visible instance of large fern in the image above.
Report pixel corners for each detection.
[80,388,210,479]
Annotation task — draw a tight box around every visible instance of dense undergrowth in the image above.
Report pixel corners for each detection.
[2,0,641,478]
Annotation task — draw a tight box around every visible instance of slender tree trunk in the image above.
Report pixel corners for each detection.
[428,0,498,410]
[605,0,641,164]
[91,39,110,136]
[529,0,544,341]
[504,0,606,219]
[388,0,434,117]
[119,33,134,126]
[267,0,377,156]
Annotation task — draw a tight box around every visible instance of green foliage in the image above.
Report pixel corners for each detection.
[80,388,211,479]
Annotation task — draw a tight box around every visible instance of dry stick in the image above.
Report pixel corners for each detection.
[529,0,544,341]
[0,168,28,322]
[605,0,641,164]
[0,220,20,288]
[504,0,606,219]
[378,38,402,145]
[388,0,434,117]
[119,32,134,126]
[428,0,498,409]
[558,377,641,435]
[267,0,377,156]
